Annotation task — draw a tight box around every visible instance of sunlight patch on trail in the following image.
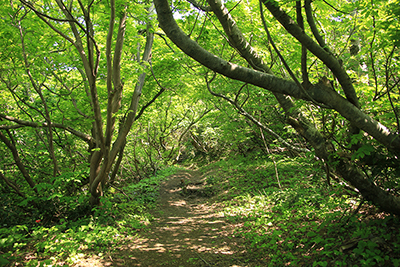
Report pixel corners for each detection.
[112,170,250,266]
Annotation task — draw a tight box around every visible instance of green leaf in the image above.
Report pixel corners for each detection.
[307,231,317,237]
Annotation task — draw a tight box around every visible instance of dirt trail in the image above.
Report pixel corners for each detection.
[107,169,251,267]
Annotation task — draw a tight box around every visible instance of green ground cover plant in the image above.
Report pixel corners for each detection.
[199,153,400,266]
[1,150,399,266]
[0,166,179,266]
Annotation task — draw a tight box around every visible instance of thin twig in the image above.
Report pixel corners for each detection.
[109,184,132,201]
[322,0,349,14]
[195,252,212,266]
[259,126,281,189]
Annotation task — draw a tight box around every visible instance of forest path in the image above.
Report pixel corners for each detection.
[109,169,251,267]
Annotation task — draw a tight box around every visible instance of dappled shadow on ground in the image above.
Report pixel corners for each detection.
[89,170,253,267]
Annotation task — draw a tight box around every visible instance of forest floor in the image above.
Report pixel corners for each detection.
[77,169,256,267]
[5,161,400,266]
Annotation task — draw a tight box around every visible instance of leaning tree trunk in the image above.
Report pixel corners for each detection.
[153,0,400,216]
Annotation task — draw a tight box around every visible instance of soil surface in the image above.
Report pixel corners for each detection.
[81,169,256,267]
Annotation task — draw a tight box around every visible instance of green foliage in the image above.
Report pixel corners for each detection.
[0,225,29,250]
[0,0,399,264]
[381,0,400,45]
[109,166,178,208]
[199,153,400,266]
[0,166,178,265]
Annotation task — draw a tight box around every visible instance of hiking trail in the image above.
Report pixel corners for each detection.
[79,169,255,267]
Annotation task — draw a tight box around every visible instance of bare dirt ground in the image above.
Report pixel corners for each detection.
[85,169,257,267]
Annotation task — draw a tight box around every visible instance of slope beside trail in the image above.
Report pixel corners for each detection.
[101,169,255,267]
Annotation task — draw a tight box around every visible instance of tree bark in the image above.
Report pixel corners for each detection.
[89,10,155,206]
[17,0,159,206]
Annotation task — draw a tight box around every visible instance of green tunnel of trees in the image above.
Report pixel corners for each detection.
[1,0,399,232]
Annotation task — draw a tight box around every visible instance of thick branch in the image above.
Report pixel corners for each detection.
[110,29,154,163]
[206,0,271,73]
[53,0,104,148]
[154,0,400,154]
[106,0,116,98]
[335,158,400,216]
[296,1,310,85]
[304,0,331,53]
[261,0,359,109]
[105,1,123,151]
[89,19,155,199]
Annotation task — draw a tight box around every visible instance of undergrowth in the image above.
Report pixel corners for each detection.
[0,166,179,266]
[2,152,400,267]
[200,153,400,267]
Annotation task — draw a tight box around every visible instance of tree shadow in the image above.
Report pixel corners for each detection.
[95,170,252,267]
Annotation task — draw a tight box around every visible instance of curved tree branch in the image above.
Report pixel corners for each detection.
[304,0,331,53]
[89,12,155,202]
[260,0,359,109]
[154,0,400,154]
[135,63,166,121]
[155,0,400,216]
